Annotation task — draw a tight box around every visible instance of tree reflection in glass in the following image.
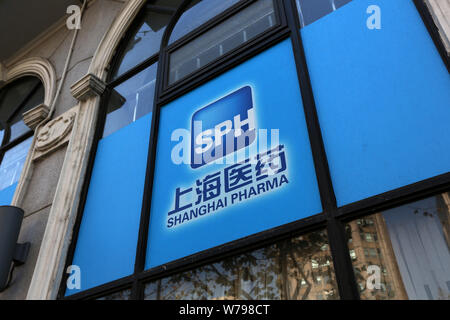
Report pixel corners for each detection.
[97,289,132,300]
[144,230,339,300]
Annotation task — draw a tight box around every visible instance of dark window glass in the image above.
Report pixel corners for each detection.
[169,0,276,84]
[168,0,241,45]
[346,191,450,300]
[0,77,43,192]
[296,0,352,27]
[96,289,132,300]
[0,77,40,122]
[103,63,157,138]
[151,0,182,7]
[111,9,174,80]
[144,230,339,300]
[9,84,44,140]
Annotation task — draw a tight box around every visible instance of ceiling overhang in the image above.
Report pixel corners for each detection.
[0,0,81,62]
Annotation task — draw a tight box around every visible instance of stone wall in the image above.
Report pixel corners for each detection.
[425,0,450,54]
[0,0,125,300]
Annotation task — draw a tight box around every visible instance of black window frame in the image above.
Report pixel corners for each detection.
[59,0,450,300]
[161,0,287,101]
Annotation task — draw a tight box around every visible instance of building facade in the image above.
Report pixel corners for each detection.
[0,0,449,300]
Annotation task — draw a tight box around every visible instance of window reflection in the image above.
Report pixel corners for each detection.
[0,77,40,121]
[103,63,157,138]
[144,230,339,300]
[9,84,44,140]
[296,0,352,27]
[111,10,174,80]
[97,289,132,300]
[169,0,241,45]
[346,192,450,300]
[169,0,276,84]
[0,125,4,145]
[0,137,33,191]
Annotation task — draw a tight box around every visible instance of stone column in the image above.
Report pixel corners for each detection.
[25,74,106,300]
[425,0,450,54]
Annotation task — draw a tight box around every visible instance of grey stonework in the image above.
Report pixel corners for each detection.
[0,207,50,300]
[425,0,450,55]
[17,0,125,116]
[0,0,125,300]
[21,147,67,217]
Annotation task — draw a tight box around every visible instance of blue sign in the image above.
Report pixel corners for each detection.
[170,85,290,229]
[0,183,18,206]
[191,86,256,169]
[67,113,152,295]
[301,0,450,206]
[168,144,288,228]
[145,39,322,269]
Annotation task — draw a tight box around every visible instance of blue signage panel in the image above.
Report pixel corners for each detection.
[67,113,152,296]
[145,39,322,269]
[0,183,17,206]
[302,0,450,206]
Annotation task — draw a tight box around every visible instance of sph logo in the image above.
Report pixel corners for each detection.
[191,86,256,169]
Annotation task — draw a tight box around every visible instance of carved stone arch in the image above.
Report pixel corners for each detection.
[88,0,147,81]
[4,57,56,107]
[1,58,57,206]
[0,57,56,208]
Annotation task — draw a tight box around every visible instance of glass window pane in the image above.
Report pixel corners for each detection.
[346,192,450,300]
[144,230,339,300]
[296,0,352,27]
[0,77,40,122]
[0,137,33,191]
[9,84,44,141]
[0,123,4,146]
[151,0,183,8]
[334,0,352,8]
[96,289,132,300]
[169,0,276,84]
[9,121,29,142]
[103,63,157,138]
[111,10,172,80]
[169,0,241,45]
